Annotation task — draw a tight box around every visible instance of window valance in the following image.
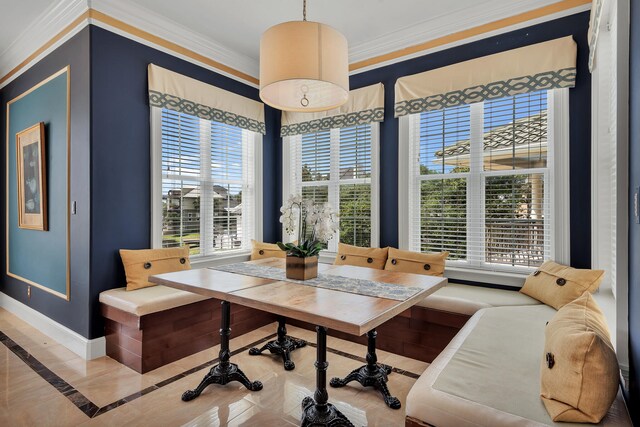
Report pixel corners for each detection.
[394,36,577,118]
[588,0,604,72]
[147,64,265,134]
[281,83,384,137]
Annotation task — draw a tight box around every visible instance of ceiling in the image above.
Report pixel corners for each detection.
[1,0,582,82]
[0,0,56,57]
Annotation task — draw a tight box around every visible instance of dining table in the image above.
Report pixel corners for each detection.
[149,257,446,426]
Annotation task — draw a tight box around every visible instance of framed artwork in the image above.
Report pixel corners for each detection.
[16,122,48,231]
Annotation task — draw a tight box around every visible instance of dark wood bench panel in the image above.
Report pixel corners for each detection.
[287,305,471,363]
[102,298,275,373]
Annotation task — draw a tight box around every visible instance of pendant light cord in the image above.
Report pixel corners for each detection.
[303,0,307,21]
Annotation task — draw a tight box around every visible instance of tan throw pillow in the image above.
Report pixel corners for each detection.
[333,243,388,269]
[251,240,286,260]
[384,248,448,277]
[520,260,604,310]
[541,292,619,423]
[120,247,191,291]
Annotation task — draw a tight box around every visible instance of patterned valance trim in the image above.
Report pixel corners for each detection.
[281,83,384,136]
[281,107,383,137]
[148,64,265,134]
[149,90,266,134]
[395,68,576,117]
[588,0,604,72]
[394,36,577,117]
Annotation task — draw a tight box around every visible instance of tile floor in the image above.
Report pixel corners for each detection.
[0,308,429,426]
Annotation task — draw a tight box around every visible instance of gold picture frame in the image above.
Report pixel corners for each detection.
[16,122,48,231]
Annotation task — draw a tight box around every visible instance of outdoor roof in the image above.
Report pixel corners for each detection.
[436,112,547,158]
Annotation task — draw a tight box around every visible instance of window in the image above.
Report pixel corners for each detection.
[401,89,569,276]
[151,107,261,258]
[283,123,379,251]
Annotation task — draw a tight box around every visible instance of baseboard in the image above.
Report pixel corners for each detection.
[0,292,105,360]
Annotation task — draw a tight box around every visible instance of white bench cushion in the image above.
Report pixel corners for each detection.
[99,285,210,316]
[406,305,631,427]
[417,282,541,315]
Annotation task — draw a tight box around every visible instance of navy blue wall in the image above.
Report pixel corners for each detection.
[349,12,592,269]
[628,0,640,422]
[88,25,281,338]
[0,28,92,337]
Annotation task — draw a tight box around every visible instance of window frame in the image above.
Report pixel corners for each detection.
[282,123,380,258]
[150,106,263,265]
[398,89,570,287]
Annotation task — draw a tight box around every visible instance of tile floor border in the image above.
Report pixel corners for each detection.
[1,327,421,420]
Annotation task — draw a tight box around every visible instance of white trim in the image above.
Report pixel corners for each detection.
[591,0,630,376]
[88,19,258,89]
[90,0,258,79]
[150,106,163,249]
[350,4,591,76]
[398,115,411,250]
[370,123,381,248]
[0,292,105,360]
[254,132,264,242]
[282,123,380,248]
[398,89,570,286]
[550,88,571,265]
[613,0,630,379]
[445,267,527,288]
[150,107,262,257]
[0,0,89,88]
[190,251,251,268]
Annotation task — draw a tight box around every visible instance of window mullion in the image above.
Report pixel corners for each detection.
[329,128,341,252]
[468,102,484,266]
[200,118,213,256]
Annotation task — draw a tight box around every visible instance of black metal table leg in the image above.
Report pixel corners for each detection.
[329,329,401,409]
[301,326,354,427]
[182,301,263,401]
[249,316,306,370]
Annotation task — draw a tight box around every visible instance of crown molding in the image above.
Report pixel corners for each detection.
[348,0,588,65]
[89,0,259,79]
[0,0,88,84]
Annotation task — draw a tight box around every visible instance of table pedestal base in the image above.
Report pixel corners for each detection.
[301,326,355,427]
[181,301,262,402]
[301,397,354,427]
[249,317,306,370]
[182,363,262,401]
[330,329,401,409]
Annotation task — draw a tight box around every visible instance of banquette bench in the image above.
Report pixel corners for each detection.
[405,303,632,427]
[99,285,274,373]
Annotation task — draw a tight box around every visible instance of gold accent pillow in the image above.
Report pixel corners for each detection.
[120,247,191,291]
[333,243,388,269]
[384,248,448,277]
[520,260,604,309]
[251,240,286,260]
[541,292,619,423]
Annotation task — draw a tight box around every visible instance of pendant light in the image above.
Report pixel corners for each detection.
[259,0,349,112]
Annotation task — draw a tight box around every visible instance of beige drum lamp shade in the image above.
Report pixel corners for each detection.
[260,21,349,112]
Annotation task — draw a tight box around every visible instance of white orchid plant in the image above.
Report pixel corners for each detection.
[277,194,339,258]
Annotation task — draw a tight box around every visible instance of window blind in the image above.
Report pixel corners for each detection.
[160,108,255,257]
[285,123,377,250]
[408,90,553,272]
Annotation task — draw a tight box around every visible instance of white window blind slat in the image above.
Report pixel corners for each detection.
[160,108,255,257]
[408,90,553,273]
[285,123,378,250]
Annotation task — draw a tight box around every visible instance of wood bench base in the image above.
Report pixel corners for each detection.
[101,299,275,374]
[287,305,470,363]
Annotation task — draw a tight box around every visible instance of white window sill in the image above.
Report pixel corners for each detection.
[190,251,251,268]
[444,267,527,288]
